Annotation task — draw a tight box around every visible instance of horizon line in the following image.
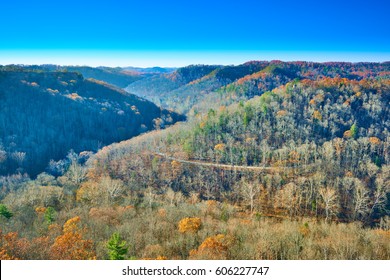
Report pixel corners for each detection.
[1,59,390,69]
[1,50,389,67]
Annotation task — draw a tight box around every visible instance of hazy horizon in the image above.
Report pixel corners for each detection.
[1,50,389,68]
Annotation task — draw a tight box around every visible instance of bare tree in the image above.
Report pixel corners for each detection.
[65,161,87,185]
[100,176,124,203]
[276,182,299,217]
[240,180,261,213]
[188,191,200,204]
[144,187,156,209]
[353,184,370,220]
[371,173,390,216]
[319,187,339,222]
[164,188,176,206]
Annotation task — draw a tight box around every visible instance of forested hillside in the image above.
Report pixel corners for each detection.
[90,77,390,224]
[0,68,184,177]
[127,61,390,115]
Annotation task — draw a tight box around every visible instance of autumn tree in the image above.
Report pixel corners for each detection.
[50,216,95,259]
[0,230,30,259]
[178,217,202,233]
[189,234,233,260]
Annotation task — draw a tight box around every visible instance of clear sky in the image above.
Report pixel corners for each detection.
[0,0,389,67]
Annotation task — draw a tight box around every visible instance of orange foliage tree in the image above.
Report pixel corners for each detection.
[189,234,232,260]
[0,230,36,259]
[50,216,96,259]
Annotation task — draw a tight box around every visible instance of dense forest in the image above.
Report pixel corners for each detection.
[0,67,184,176]
[0,61,389,260]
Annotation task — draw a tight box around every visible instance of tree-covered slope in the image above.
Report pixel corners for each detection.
[91,77,390,223]
[0,69,184,177]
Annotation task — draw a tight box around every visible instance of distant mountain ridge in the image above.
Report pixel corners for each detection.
[0,64,178,89]
[122,66,177,74]
[125,61,390,115]
[0,65,144,88]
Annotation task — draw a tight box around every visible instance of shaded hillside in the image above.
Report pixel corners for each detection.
[0,69,184,177]
[126,64,222,108]
[126,62,270,112]
[64,66,143,88]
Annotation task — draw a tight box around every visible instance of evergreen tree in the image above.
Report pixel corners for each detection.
[107,233,128,260]
[44,207,56,224]
[350,123,358,139]
[0,204,13,219]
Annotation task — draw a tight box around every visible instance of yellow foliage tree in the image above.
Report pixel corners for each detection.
[312,110,322,121]
[178,217,202,233]
[214,143,225,152]
[35,206,46,214]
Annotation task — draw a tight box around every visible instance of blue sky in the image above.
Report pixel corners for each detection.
[0,0,389,66]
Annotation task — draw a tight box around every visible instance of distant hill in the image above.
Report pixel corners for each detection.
[1,65,144,88]
[0,68,184,176]
[126,61,390,115]
[122,66,177,74]
[125,64,222,109]
[64,66,143,88]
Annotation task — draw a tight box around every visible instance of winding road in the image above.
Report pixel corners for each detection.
[153,152,301,172]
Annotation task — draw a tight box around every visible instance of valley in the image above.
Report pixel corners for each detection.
[0,61,389,260]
